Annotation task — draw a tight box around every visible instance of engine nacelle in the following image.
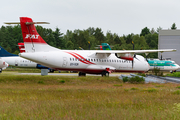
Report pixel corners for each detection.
[115,53,134,61]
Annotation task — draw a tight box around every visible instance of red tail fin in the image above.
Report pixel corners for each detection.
[18,43,25,53]
[20,17,47,44]
[19,17,59,52]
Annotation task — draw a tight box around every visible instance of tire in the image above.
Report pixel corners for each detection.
[102,71,109,77]
[79,72,86,76]
[49,69,54,73]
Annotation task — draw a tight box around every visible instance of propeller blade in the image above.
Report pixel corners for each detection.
[132,60,134,69]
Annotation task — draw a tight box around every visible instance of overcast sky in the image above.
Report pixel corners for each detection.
[0,0,179,36]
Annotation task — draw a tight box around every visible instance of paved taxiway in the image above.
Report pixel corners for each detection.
[18,73,124,76]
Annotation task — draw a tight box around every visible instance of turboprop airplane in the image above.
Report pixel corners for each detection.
[4,17,176,76]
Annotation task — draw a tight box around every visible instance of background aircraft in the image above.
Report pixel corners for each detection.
[148,59,180,73]
[5,17,176,76]
[99,43,180,73]
[0,46,55,72]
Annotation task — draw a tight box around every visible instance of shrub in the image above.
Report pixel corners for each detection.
[138,73,146,77]
[167,72,180,77]
[152,67,164,76]
[122,77,129,82]
[123,76,145,84]
[128,76,145,84]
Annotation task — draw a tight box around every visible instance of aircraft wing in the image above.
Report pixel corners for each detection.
[96,49,176,54]
[94,49,176,58]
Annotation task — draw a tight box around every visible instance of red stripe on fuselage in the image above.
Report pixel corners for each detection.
[71,52,95,64]
[65,52,95,65]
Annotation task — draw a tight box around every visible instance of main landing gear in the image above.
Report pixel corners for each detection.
[78,71,110,77]
[78,72,86,76]
[101,71,109,77]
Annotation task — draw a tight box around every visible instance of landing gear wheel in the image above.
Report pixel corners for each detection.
[0,69,2,73]
[49,69,55,73]
[78,72,86,76]
[101,71,109,77]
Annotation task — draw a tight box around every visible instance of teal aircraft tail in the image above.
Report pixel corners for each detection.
[101,43,111,50]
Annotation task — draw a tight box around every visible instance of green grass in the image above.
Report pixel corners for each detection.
[0,73,180,119]
[166,72,180,77]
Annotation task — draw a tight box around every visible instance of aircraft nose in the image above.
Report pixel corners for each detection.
[145,61,150,71]
[177,64,180,69]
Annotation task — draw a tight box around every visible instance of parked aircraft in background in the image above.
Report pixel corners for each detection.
[96,43,112,50]
[99,43,180,73]
[148,59,180,73]
[5,17,176,76]
[0,46,55,72]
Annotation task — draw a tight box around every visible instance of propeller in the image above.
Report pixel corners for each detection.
[145,53,149,62]
[132,53,138,69]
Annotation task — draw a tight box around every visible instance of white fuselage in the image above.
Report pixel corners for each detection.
[19,50,150,74]
[1,56,37,68]
[149,64,180,72]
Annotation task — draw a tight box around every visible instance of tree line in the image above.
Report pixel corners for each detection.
[0,23,177,58]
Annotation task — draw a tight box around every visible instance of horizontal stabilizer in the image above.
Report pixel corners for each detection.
[4,22,49,25]
[25,22,50,25]
[4,22,20,24]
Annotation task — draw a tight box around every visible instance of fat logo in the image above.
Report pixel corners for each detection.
[25,34,39,39]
